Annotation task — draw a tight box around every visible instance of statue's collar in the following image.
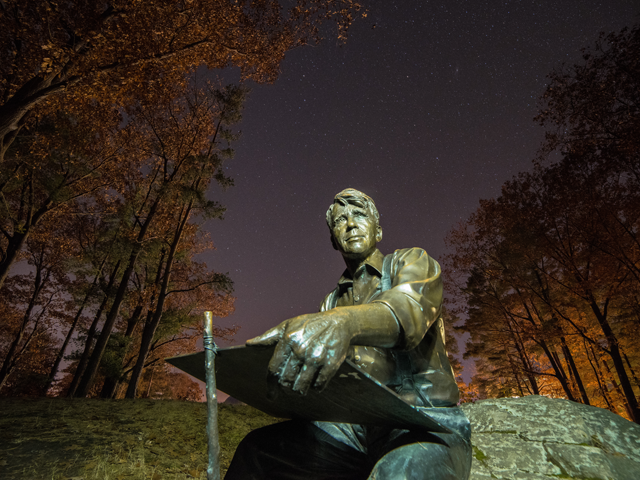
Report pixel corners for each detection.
[337,248,384,285]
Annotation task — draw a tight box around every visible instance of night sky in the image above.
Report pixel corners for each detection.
[202,0,638,360]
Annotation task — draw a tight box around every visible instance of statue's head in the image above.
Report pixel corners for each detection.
[326,188,382,258]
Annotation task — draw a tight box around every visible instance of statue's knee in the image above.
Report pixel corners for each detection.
[368,442,461,480]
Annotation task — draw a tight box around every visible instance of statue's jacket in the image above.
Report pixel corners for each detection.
[318,247,471,445]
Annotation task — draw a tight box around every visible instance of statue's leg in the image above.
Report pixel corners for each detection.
[225,420,371,480]
[366,430,471,480]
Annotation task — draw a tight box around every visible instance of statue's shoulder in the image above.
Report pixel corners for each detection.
[387,247,430,261]
[394,246,428,255]
[386,248,440,279]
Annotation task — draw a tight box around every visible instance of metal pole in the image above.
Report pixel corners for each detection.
[204,311,221,480]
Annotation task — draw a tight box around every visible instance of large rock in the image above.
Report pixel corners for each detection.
[460,396,640,480]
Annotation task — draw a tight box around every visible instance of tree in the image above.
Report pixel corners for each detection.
[445,22,640,423]
[0,231,70,393]
[535,22,640,420]
[73,82,245,397]
[445,158,640,420]
[0,82,245,398]
[0,0,362,165]
[0,110,126,289]
[536,24,639,177]
[43,252,106,396]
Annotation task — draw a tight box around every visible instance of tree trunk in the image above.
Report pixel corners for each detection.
[67,310,101,397]
[0,262,48,391]
[67,261,121,397]
[502,310,540,395]
[561,336,590,405]
[0,182,55,291]
[126,320,158,399]
[0,78,49,165]
[589,297,639,423]
[75,248,141,397]
[586,343,618,414]
[600,354,634,419]
[622,350,640,388]
[145,367,156,398]
[512,364,526,397]
[44,263,104,395]
[539,339,577,401]
[126,204,191,398]
[513,327,540,395]
[100,377,119,399]
[44,295,87,395]
[99,304,145,399]
[75,198,161,397]
[0,229,29,291]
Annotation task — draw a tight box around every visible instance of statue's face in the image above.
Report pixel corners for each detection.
[330,202,381,258]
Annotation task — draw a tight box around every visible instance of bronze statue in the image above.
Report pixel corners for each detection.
[225,188,471,480]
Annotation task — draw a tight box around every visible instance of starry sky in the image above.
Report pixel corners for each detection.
[202,0,638,360]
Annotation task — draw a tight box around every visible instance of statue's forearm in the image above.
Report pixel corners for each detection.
[333,303,400,349]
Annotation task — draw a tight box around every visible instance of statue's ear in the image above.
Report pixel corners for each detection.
[376,226,383,243]
[331,234,338,250]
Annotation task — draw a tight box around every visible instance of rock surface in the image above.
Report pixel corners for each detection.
[460,396,640,480]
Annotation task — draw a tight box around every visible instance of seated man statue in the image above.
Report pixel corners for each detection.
[225,188,471,480]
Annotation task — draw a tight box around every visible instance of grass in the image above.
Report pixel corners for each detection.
[0,397,280,480]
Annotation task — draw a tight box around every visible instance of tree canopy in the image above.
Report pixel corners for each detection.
[445,23,640,422]
[0,0,361,164]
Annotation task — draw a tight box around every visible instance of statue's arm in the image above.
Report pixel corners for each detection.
[371,247,443,350]
[247,248,441,395]
[317,291,400,347]
[246,303,399,394]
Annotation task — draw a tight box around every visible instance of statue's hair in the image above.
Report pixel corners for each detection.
[325,188,380,230]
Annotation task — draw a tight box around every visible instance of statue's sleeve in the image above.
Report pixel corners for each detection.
[318,288,337,312]
[371,248,442,350]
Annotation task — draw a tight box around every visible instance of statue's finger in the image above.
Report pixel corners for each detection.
[280,355,303,385]
[247,325,283,346]
[292,363,319,396]
[313,360,340,391]
[268,340,292,376]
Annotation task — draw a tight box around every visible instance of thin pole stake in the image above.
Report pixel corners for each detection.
[204,311,221,480]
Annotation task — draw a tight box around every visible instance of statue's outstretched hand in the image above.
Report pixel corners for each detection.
[247,311,352,395]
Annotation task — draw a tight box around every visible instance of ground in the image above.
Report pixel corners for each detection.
[0,397,279,480]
